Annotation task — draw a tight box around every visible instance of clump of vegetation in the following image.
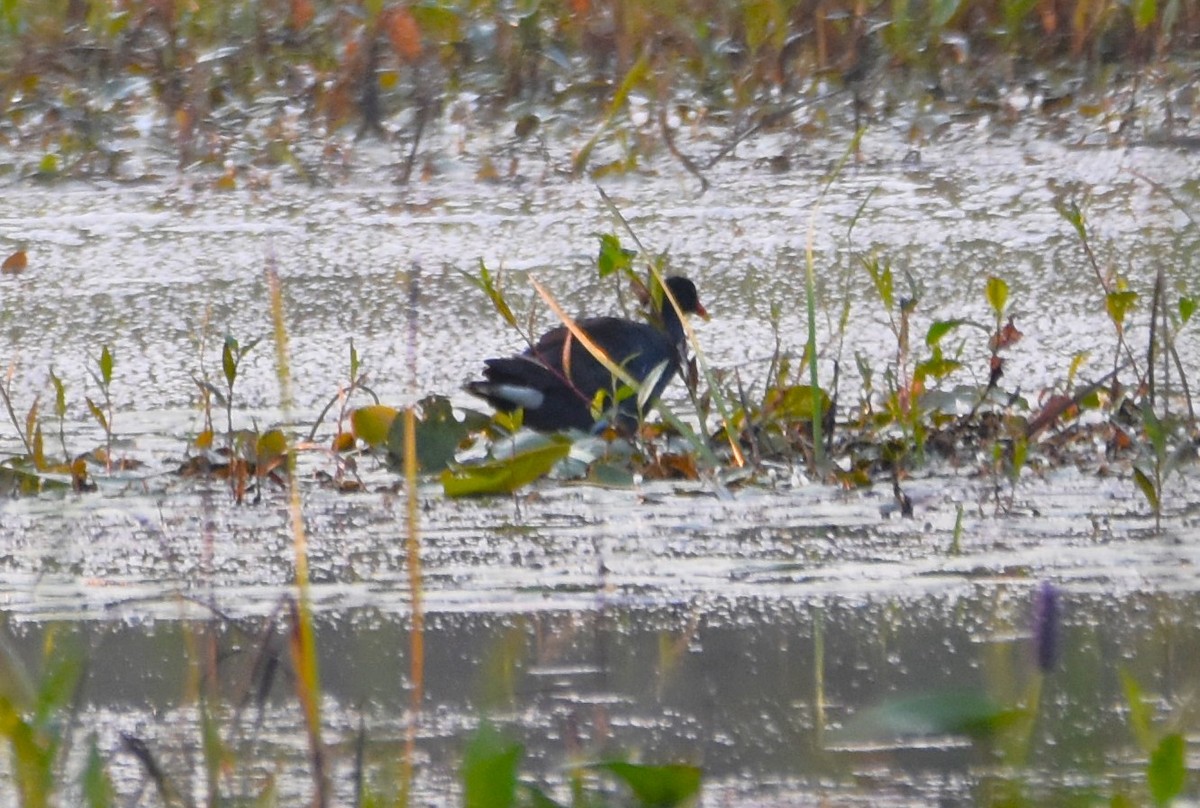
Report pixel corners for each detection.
[0,0,1196,182]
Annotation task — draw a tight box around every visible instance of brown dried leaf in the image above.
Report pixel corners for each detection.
[2,250,27,275]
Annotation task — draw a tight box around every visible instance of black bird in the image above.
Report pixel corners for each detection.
[466,276,707,432]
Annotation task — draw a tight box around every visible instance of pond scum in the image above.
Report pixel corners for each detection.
[2,0,1200,805]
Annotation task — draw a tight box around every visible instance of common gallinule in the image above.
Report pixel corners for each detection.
[466,276,707,432]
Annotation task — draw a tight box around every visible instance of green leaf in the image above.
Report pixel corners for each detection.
[925,319,965,347]
[840,690,1024,741]
[914,353,963,383]
[222,336,239,388]
[929,0,962,27]
[521,784,566,808]
[597,233,635,278]
[352,405,400,448]
[462,723,522,808]
[1132,467,1159,512]
[473,260,517,328]
[49,370,66,418]
[763,385,831,421]
[85,397,108,432]
[1120,669,1155,753]
[591,761,702,807]
[1148,733,1185,805]
[386,395,482,472]
[862,256,894,311]
[82,734,115,808]
[1106,290,1139,327]
[1131,0,1157,30]
[442,437,570,497]
[98,345,113,387]
[1179,296,1195,324]
[985,276,1008,315]
[349,340,360,383]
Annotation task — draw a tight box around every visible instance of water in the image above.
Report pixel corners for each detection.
[1,96,1199,805]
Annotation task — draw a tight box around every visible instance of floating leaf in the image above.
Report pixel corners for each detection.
[2,250,27,275]
[840,690,1024,741]
[351,405,399,448]
[1148,733,1185,805]
[462,723,522,808]
[442,437,570,497]
[256,429,288,464]
[387,395,482,472]
[590,761,702,808]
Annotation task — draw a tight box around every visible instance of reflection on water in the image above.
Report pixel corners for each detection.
[1,106,1199,804]
[2,586,1195,804]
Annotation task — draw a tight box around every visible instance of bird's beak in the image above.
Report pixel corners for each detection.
[694,301,710,320]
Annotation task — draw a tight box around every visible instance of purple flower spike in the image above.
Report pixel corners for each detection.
[1033,581,1061,674]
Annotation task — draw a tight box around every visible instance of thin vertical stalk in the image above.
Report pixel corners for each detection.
[401,267,426,806]
[267,263,328,808]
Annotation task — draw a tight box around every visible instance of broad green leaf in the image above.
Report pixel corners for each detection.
[597,233,635,278]
[442,437,570,497]
[840,690,1024,741]
[914,354,963,382]
[1132,0,1157,30]
[462,723,522,808]
[1180,296,1195,324]
[985,276,1008,315]
[255,429,288,464]
[1148,733,1185,805]
[925,319,965,347]
[352,405,400,448]
[386,395,482,472]
[591,761,702,807]
[763,385,831,421]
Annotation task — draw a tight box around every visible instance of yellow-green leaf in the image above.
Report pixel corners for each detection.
[442,437,570,497]
[985,276,1008,315]
[351,405,399,448]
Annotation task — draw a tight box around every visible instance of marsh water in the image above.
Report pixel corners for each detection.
[2,96,1200,805]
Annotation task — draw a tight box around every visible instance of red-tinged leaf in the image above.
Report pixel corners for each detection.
[2,250,27,275]
[384,6,422,62]
[989,317,1023,351]
[290,0,314,29]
